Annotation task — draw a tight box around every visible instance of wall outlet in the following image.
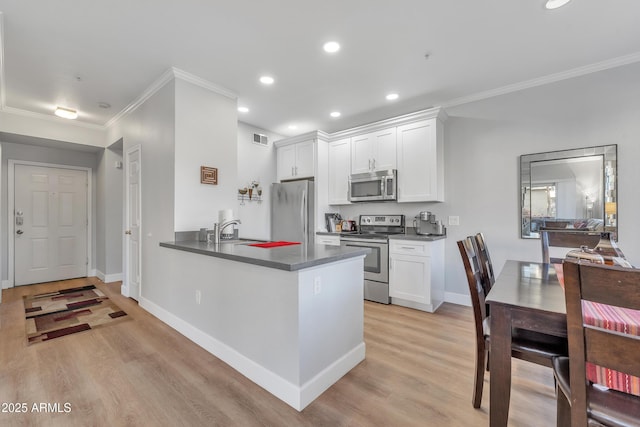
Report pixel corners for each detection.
[448,216,460,226]
[313,277,322,295]
[195,290,201,305]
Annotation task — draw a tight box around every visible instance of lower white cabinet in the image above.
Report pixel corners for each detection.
[389,238,444,313]
[316,234,341,246]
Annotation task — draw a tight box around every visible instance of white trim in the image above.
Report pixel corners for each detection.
[139,296,365,411]
[2,280,9,289]
[7,160,92,287]
[441,52,640,109]
[96,270,123,283]
[274,130,331,147]
[105,67,237,129]
[445,291,471,307]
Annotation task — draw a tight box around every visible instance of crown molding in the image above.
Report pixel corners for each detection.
[329,107,447,141]
[442,52,640,109]
[105,67,237,129]
[274,130,331,147]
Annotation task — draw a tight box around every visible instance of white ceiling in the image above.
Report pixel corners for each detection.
[1,0,640,138]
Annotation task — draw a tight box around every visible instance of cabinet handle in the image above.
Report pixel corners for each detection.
[372,158,376,169]
[292,166,295,176]
[295,166,298,175]
[401,246,415,250]
[368,159,372,170]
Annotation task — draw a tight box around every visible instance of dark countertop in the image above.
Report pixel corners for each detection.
[160,240,370,271]
[316,230,446,242]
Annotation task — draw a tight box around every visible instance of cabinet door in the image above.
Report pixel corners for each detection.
[277,144,296,181]
[350,134,373,174]
[328,138,351,204]
[397,119,442,202]
[371,128,397,171]
[389,253,431,304]
[316,235,340,246]
[294,140,315,178]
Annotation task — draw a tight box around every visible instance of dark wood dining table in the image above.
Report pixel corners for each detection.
[486,260,567,427]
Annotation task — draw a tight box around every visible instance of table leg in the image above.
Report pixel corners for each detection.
[490,304,512,427]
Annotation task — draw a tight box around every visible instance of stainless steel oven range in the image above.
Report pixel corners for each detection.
[340,214,405,304]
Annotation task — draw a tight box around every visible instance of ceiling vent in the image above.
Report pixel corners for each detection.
[253,133,268,146]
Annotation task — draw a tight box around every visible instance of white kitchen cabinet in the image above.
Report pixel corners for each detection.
[277,140,315,181]
[316,234,341,246]
[328,138,351,204]
[350,128,396,174]
[396,119,444,202]
[389,238,444,313]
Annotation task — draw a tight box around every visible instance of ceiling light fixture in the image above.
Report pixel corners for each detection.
[54,106,78,120]
[330,111,341,118]
[288,125,298,130]
[386,93,399,101]
[323,41,341,53]
[259,76,275,85]
[545,0,571,9]
[238,106,249,113]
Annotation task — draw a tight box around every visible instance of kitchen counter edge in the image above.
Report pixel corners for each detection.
[160,241,370,271]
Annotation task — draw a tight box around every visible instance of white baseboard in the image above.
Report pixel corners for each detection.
[139,296,364,411]
[96,270,123,283]
[445,291,471,307]
[2,280,10,289]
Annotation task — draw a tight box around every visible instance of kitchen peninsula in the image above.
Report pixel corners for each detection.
[157,240,370,411]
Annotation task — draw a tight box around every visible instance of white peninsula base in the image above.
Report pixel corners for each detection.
[144,247,366,411]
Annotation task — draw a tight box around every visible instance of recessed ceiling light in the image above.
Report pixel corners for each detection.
[238,106,249,113]
[54,106,78,120]
[259,76,275,85]
[323,41,341,53]
[545,0,571,9]
[386,93,399,101]
[288,125,298,130]
[330,111,341,118]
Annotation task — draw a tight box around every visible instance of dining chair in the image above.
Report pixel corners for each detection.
[552,260,640,427]
[473,233,495,295]
[457,237,568,408]
[540,229,602,264]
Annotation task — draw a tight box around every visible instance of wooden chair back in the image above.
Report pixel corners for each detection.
[540,229,602,264]
[457,238,487,345]
[473,233,495,295]
[562,260,640,426]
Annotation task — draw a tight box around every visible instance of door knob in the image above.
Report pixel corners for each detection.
[125,230,132,235]
[16,230,24,235]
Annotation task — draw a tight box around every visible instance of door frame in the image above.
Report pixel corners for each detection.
[123,145,141,300]
[7,160,92,287]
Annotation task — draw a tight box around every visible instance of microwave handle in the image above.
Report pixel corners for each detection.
[381,178,385,196]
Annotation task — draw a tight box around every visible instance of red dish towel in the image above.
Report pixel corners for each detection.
[248,241,301,248]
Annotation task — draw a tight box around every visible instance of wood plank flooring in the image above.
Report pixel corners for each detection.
[0,278,556,426]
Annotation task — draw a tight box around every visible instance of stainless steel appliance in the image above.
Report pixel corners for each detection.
[340,214,405,304]
[271,180,315,245]
[414,211,446,236]
[348,170,397,202]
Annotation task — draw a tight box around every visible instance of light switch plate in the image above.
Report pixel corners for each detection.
[448,216,460,226]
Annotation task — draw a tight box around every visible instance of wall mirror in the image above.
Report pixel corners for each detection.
[520,144,617,239]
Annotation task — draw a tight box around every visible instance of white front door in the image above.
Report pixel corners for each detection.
[14,164,88,286]
[124,146,141,300]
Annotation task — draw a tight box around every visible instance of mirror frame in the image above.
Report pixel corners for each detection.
[520,144,618,239]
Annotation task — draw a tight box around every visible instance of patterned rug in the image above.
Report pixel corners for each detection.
[23,285,129,344]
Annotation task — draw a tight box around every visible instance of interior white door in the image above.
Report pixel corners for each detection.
[14,165,88,286]
[125,146,141,300]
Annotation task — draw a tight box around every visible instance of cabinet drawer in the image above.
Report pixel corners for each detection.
[317,236,341,246]
[390,240,430,256]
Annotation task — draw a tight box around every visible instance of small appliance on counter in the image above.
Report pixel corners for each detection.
[325,213,342,232]
[414,211,446,236]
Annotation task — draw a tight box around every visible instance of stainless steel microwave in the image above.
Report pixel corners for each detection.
[348,170,397,202]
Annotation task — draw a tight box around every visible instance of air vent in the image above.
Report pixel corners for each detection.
[253,133,268,146]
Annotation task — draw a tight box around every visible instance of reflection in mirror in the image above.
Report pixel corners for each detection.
[520,145,617,239]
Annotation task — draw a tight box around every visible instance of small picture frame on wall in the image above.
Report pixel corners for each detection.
[201,166,218,185]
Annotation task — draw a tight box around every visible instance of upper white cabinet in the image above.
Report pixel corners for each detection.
[328,138,351,205]
[277,139,315,181]
[397,117,445,202]
[350,128,397,174]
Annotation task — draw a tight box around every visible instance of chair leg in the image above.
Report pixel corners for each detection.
[472,347,486,408]
[556,382,571,427]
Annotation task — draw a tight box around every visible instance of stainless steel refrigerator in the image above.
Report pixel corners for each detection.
[271,180,315,245]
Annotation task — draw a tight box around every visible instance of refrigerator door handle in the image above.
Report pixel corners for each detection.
[301,189,307,241]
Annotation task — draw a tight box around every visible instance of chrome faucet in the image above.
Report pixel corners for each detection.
[212,219,241,244]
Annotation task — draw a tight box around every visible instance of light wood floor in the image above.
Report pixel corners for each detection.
[0,278,556,426]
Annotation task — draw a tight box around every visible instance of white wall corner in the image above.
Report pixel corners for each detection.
[2,280,11,289]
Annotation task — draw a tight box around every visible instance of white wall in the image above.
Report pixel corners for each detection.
[236,122,281,240]
[339,62,640,300]
[174,79,238,231]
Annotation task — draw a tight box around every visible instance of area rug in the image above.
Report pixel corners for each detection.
[23,284,129,344]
